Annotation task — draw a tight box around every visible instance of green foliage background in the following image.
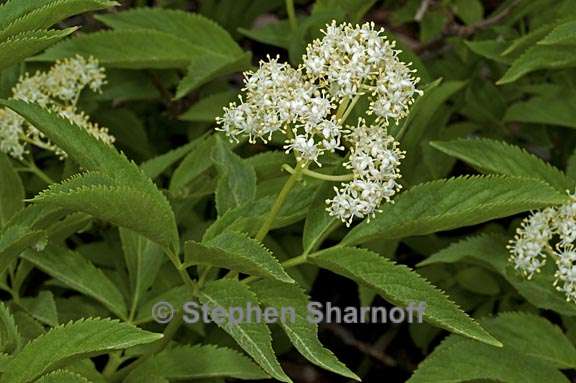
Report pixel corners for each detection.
[2,0,576,382]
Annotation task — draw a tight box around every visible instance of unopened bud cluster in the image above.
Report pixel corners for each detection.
[0,55,114,159]
[508,194,576,302]
[217,21,421,224]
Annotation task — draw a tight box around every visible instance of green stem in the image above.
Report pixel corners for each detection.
[127,295,138,323]
[285,0,298,32]
[255,162,305,241]
[282,164,354,182]
[165,248,195,292]
[193,266,212,295]
[395,121,409,142]
[102,351,124,378]
[20,159,54,184]
[281,253,309,268]
[110,312,184,383]
[242,253,310,285]
[335,97,350,121]
[339,94,361,124]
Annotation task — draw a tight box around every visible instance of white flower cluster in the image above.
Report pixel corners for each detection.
[0,55,113,159]
[303,21,420,123]
[326,118,404,225]
[508,195,576,302]
[216,22,421,225]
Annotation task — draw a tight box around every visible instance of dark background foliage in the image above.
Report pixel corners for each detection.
[3,0,576,382]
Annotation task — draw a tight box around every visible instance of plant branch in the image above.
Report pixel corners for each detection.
[285,0,298,32]
[282,164,354,182]
[255,162,305,241]
[323,323,398,367]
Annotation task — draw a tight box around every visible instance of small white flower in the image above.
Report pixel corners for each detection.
[0,55,113,159]
[555,245,576,302]
[326,118,404,224]
[507,193,576,302]
[284,134,321,164]
[508,207,556,278]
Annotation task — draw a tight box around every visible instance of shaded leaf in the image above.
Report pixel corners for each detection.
[252,279,359,380]
[2,318,162,383]
[127,345,269,381]
[431,138,574,191]
[0,152,24,228]
[199,280,291,383]
[22,246,127,319]
[212,137,256,216]
[343,176,569,246]
[185,231,293,283]
[310,247,501,346]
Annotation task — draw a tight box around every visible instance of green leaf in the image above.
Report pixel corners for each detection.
[451,0,483,25]
[504,94,576,129]
[0,100,150,191]
[0,0,116,41]
[539,20,576,45]
[302,182,338,255]
[34,184,176,250]
[497,45,576,84]
[2,318,162,383]
[135,286,187,324]
[0,302,21,354]
[238,21,292,49]
[120,228,164,318]
[0,0,109,28]
[32,30,197,69]
[95,8,242,53]
[408,313,575,383]
[0,152,24,228]
[430,138,574,191]
[94,108,152,158]
[485,312,576,369]
[22,246,127,319]
[398,79,466,183]
[502,23,557,57]
[179,90,238,122]
[419,234,576,316]
[127,345,269,381]
[176,52,252,99]
[0,225,47,276]
[212,137,257,216]
[185,231,293,283]
[20,291,59,327]
[36,370,91,383]
[568,147,576,180]
[455,267,500,296]
[95,8,250,96]
[465,40,512,64]
[204,180,318,240]
[343,176,569,246]
[0,28,75,71]
[199,280,292,383]
[251,280,359,380]
[140,141,197,179]
[310,247,501,346]
[0,99,178,252]
[0,205,67,275]
[169,135,215,193]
